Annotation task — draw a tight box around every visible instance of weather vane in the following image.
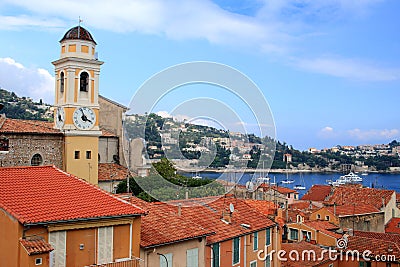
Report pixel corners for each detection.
[78,16,83,38]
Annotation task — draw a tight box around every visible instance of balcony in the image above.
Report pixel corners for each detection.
[85,257,142,267]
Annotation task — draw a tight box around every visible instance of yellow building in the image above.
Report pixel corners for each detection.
[52,25,103,184]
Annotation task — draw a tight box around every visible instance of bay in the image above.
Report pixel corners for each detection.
[181,171,400,198]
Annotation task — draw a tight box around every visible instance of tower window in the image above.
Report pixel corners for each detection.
[86,151,92,159]
[60,72,65,93]
[74,151,80,159]
[31,154,43,166]
[0,136,9,152]
[80,72,89,92]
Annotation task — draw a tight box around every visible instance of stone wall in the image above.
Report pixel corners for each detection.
[339,212,385,233]
[0,134,63,168]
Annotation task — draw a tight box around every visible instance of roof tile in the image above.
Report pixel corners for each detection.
[98,163,129,181]
[0,166,145,224]
[20,237,54,255]
[0,118,61,134]
[386,218,400,234]
[301,185,332,201]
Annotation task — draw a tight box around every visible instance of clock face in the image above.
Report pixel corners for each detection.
[55,107,65,129]
[73,107,96,130]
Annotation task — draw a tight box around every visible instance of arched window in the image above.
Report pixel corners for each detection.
[31,154,43,166]
[60,72,65,93]
[80,71,89,92]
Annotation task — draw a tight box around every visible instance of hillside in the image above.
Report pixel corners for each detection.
[0,88,53,121]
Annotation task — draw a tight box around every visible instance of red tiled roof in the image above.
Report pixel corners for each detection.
[281,241,336,266]
[159,196,277,245]
[126,198,213,248]
[325,184,394,209]
[259,183,298,194]
[325,204,381,216]
[386,218,400,234]
[355,231,400,245]
[303,220,341,239]
[346,235,400,260]
[244,199,277,216]
[289,200,319,211]
[20,237,54,255]
[100,128,117,137]
[0,118,61,134]
[396,193,400,203]
[98,163,129,181]
[0,166,146,224]
[301,185,332,201]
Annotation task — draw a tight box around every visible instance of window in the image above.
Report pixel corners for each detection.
[250,260,257,267]
[35,258,42,265]
[187,248,198,267]
[233,237,240,265]
[160,253,172,267]
[80,71,89,92]
[325,215,330,221]
[289,228,299,241]
[212,243,220,267]
[329,264,333,267]
[0,136,9,152]
[98,226,113,264]
[317,214,321,219]
[266,228,271,246]
[31,154,43,166]
[359,262,371,267]
[253,232,258,251]
[265,255,271,267]
[74,151,80,159]
[301,231,311,241]
[86,151,92,159]
[297,215,302,223]
[60,72,64,93]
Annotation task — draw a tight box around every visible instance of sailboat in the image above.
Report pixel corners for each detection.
[281,166,294,184]
[192,171,202,179]
[294,173,306,190]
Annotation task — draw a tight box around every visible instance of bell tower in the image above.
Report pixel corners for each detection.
[52,25,103,185]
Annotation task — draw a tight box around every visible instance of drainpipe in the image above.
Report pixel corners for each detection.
[243,234,247,267]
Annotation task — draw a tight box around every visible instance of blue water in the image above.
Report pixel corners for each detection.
[181,172,400,198]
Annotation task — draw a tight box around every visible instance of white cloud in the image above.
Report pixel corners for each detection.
[348,128,400,141]
[1,0,396,81]
[318,126,337,138]
[294,56,400,81]
[0,57,54,104]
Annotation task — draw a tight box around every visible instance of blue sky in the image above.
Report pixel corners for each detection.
[0,0,399,150]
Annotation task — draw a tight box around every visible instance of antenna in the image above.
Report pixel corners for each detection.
[229,203,235,213]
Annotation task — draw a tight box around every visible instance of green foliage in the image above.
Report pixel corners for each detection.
[0,88,51,121]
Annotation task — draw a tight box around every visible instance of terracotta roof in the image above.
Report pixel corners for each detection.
[124,198,213,248]
[0,165,145,224]
[159,195,277,245]
[0,118,61,135]
[396,193,400,203]
[386,218,400,234]
[98,163,129,181]
[244,199,277,216]
[281,241,336,266]
[354,231,400,245]
[346,235,400,260]
[325,204,381,216]
[289,200,319,211]
[284,209,310,224]
[259,183,298,194]
[20,237,54,255]
[301,185,332,201]
[325,184,394,209]
[302,220,341,239]
[100,128,117,137]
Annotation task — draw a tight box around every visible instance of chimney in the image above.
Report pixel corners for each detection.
[178,203,182,216]
[222,210,232,224]
[334,202,336,217]
[382,197,386,209]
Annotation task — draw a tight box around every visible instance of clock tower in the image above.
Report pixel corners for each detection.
[53,25,103,185]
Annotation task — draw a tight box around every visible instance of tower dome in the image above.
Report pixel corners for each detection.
[60,26,97,44]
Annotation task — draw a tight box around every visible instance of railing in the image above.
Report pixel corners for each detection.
[85,257,142,267]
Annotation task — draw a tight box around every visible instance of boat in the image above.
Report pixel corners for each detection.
[192,171,202,179]
[282,169,294,184]
[270,176,277,185]
[361,172,368,176]
[327,172,362,186]
[294,173,306,190]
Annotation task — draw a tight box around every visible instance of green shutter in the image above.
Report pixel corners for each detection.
[266,228,271,246]
[253,232,258,251]
[233,237,240,264]
[212,243,220,267]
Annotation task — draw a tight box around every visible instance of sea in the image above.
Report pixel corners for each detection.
[181,171,400,198]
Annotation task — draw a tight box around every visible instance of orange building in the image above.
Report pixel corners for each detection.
[0,165,145,267]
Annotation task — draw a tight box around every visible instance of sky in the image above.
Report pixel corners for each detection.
[0,0,399,150]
